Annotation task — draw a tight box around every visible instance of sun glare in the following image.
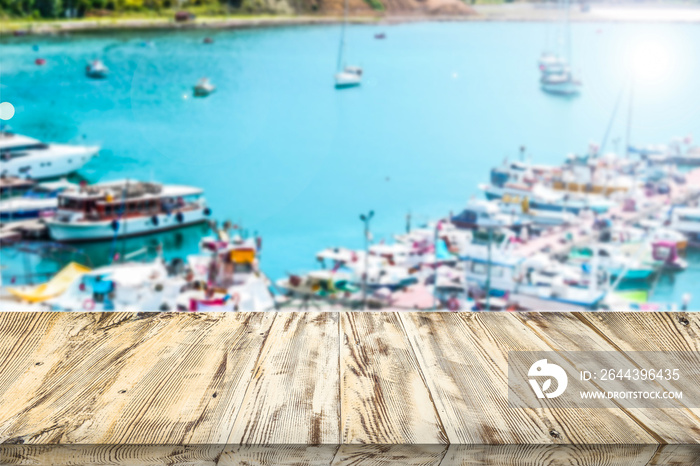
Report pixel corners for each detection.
[629,38,674,86]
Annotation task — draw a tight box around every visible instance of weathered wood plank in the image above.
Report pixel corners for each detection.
[2,444,697,466]
[398,312,656,444]
[439,444,658,465]
[1,311,699,450]
[219,445,339,466]
[646,444,700,465]
[0,313,128,399]
[227,312,340,445]
[579,312,700,428]
[340,312,447,444]
[0,444,222,465]
[0,312,275,444]
[516,312,700,443]
[331,444,447,466]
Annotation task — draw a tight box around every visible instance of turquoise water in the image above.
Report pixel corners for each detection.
[1,22,700,305]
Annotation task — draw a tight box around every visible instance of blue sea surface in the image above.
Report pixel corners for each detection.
[1,21,699,305]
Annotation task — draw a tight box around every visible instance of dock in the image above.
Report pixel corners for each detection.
[1,311,699,464]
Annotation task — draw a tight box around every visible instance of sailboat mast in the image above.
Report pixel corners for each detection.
[625,80,634,158]
[565,0,572,65]
[336,0,348,72]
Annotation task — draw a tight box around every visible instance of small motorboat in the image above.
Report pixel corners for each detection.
[85,60,108,79]
[35,58,46,66]
[374,33,386,39]
[193,78,216,97]
[334,66,362,89]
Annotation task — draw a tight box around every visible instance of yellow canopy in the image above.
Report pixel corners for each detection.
[9,262,91,303]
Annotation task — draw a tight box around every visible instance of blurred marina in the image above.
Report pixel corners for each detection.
[1,20,699,311]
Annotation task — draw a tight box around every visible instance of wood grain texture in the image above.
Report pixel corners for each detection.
[516,312,700,444]
[331,444,447,465]
[1,311,700,455]
[219,444,339,465]
[0,444,223,465]
[577,312,700,439]
[0,312,276,444]
[439,444,658,466]
[227,312,340,445]
[340,312,447,444]
[398,312,656,444]
[646,444,700,465]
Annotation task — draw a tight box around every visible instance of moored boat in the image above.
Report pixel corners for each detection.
[0,175,36,199]
[193,78,216,97]
[0,131,99,179]
[45,180,211,242]
[0,179,75,221]
[182,234,275,311]
[85,59,108,79]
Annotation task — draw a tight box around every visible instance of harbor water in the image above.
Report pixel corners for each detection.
[1,22,700,305]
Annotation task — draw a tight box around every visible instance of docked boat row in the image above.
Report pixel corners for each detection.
[4,231,275,312]
[269,140,700,311]
[3,128,700,312]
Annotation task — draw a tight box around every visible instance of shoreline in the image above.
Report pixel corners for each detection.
[3,4,700,36]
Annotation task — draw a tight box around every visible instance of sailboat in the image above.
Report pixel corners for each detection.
[540,0,581,96]
[334,0,362,89]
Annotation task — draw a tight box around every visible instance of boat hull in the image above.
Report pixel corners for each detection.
[484,185,611,214]
[0,209,53,221]
[1,144,99,179]
[541,82,581,96]
[334,72,361,88]
[46,208,208,242]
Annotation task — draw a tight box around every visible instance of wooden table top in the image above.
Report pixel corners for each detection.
[1,311,699,465]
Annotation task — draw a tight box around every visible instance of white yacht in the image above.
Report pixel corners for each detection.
[45,180,210,242]
[0,132,99,179]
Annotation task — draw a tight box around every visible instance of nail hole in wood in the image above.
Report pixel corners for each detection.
[549,429,560,439]
[679,317,690,326]
[118,390,127,394]
[35,362,43,366]
[212,392,217,398]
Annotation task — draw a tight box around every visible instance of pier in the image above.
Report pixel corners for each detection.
[1,311,699,464]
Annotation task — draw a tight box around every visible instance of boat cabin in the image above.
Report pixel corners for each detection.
[54,181,203,222]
